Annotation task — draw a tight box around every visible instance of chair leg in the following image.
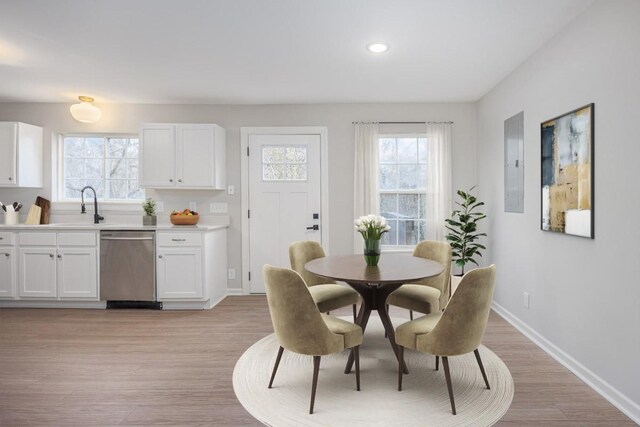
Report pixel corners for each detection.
[310,356,321,414]
[354,345,361,391]
[268,346,285,388]
[474,348,490,390]
[353,304,357,323]
[384,304,389,338]
[410,310,413,320]
[398,345,404,391]
[442,356,456,415]
[435,355,439,371]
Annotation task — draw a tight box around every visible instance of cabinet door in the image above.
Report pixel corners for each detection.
[19,248,57,298]
[140,124,176,188]
[57,248,98,299]
[157,248,203,299]
[0,122,17,186]
[0,248,15,298]
[176,124,215,188]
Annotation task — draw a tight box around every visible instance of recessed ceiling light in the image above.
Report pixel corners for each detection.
[367,43,389,54]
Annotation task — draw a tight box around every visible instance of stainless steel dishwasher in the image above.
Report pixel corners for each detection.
[100,231,160,309]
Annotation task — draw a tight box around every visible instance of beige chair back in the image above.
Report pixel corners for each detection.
[289,241,336,286]
[416,265,496,356]
[263,265,343,356]
[412,240,452,308]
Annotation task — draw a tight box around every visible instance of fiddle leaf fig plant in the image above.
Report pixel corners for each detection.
[445,186,486,275]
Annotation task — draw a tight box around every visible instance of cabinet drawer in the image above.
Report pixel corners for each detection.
[0,231,14,245]
[157,232,202,247]
[19,232,57,246]
[58,232,97,247]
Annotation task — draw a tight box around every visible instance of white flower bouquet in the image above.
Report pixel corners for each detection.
[354,214,391,240]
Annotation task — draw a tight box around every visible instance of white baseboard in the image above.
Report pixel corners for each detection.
[0,300,106,309]
[227,288,244,296]
[491,301,640,425]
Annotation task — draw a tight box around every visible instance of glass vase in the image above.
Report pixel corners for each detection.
[363,238,381,266]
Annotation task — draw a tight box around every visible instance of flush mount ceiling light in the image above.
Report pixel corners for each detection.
[367,43,389,54]
[69,96,102,123]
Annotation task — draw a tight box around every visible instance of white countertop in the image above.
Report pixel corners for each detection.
[0,223,227,231]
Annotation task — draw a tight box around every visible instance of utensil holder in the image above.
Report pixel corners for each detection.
[4,211,19,225]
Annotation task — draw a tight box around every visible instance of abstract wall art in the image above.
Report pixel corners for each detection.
[541,103,594,238]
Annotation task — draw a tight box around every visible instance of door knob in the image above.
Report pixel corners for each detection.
[169,179,173,182]
[158,255,163,259]
[49,254,54,258]
[178,179,182,183]
[57,254,62,259]
[306,225,319,231]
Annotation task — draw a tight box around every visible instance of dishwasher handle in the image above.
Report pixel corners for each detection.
[101,236,155,241]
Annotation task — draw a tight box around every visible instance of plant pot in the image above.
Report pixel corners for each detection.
[363,238,381,266]
[143,215,157,226]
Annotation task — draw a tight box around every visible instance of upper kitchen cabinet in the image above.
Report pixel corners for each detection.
[0,122,44,187]
[139,123,226,190]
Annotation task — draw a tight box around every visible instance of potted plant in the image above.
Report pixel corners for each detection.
[142,198,157,226]
[445,187,486,276]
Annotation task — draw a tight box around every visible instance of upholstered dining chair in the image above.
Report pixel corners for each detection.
[386,240,452,320]
[289,241,360,322]
[395,264,496,415]
[263,264,363,414]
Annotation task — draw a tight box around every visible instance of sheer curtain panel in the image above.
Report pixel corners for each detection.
[425,123,452,241]
[353,123,380,252]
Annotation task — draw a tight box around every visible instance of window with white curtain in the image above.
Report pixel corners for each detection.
[378,134,427,246]
[59,135,144,201]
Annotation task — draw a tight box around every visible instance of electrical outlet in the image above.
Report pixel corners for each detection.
[227,268,236,280]
[210,202,228,213]
[155,201,164,213]
[523,292,530,309]
[227,185,235,195]
[189,202,197,212]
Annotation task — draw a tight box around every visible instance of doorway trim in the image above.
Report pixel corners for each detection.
[240,126,330,295]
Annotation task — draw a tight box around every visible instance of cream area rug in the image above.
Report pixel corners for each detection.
[233,316,514,426]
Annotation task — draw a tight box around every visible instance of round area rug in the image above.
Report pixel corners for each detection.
[233,316,514,426]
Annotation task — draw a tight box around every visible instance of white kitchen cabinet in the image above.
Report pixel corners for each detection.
[139,123,226,189]
[19,248,57,298]
[156,228,227,308]
[157,248,203,299]
[16,232,99,301]
[0,122,44,187]
[0,232,14,299]
[57,248,98,299]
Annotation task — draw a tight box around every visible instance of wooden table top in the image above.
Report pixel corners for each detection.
[305,254,444,285]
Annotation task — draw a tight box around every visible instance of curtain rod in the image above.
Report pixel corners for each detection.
[351,121,454,125]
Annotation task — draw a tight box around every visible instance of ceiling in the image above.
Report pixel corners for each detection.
[0,0,593,105]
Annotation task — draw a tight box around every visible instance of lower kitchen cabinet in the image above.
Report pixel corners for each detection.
[16,232,99,301]
[157,248,203,299]
[57,248,98,299]
[0,247,15,298]
[19,247,57,298]
[156,228,227,308]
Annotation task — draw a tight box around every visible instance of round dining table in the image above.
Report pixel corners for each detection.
[305,253,444,374]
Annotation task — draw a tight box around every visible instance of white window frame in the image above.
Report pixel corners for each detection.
[54,133,145,210]
[378,133,427,252]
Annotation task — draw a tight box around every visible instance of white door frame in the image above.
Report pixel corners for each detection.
[241,126,330,295]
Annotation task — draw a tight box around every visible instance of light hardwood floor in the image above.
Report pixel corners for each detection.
[0,296,635,426]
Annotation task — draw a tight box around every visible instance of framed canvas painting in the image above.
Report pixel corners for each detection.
[541,103,594,238]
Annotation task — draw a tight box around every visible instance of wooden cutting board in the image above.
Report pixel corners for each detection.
[24,205,42,225]
[35,196,51,224]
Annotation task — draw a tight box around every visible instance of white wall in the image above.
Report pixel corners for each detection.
[0,102,478,292]
[477,0,640,419]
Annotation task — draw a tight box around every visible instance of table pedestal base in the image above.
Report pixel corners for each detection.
[345,281,409,375]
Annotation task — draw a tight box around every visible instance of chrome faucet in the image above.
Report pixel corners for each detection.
[80,185,104,224]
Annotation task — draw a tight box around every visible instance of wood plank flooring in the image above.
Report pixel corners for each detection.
[0,296,635,426]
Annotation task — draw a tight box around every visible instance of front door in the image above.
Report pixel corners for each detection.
[248,134,322,293]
